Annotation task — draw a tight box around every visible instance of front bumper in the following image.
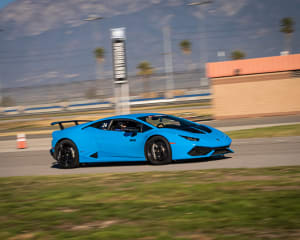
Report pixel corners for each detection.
[188,145,234,157]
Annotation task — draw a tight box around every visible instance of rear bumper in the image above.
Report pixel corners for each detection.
[50,148,55,159]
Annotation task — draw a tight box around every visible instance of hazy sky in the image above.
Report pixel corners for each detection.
[0,0,14,9]
[0,0,299,88]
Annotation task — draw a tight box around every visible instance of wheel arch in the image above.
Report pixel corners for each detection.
[54,138,77,159]
[144,134,173,163]
[145,134,171,143]
[54,138,80,168]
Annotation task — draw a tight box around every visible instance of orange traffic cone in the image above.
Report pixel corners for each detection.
[17,133,27,149]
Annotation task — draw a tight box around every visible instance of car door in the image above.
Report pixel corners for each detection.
[83,119,114,160]
[100,119,146,159]
[85,118,151,161]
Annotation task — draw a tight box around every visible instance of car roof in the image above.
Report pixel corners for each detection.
[78,113,168,129]
[106,113,165,120]
[83,113,167,127]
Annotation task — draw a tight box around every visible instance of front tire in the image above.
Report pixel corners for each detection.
[145,136,172,165]
[55,139,79,169]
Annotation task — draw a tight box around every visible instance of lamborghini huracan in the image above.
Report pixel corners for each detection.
[50,113,233,168]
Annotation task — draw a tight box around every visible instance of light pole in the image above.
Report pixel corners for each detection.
[163,25,175,99]
[83,15,106,102]
[187,1,213,6]
[217,51,226,62]
[85,16,108,104]
[84,16,103,22]
[188,1,212,87]
[0,29,3,106]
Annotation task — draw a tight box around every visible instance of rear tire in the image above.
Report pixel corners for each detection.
[55,139,79,169]
[145,136,172,165]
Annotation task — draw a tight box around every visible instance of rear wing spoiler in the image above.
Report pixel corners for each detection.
[51,120,91,130]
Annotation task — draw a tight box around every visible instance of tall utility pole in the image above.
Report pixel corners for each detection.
[163,26,175,98]
[0,29,3,106]
[84,16,105,98]
[217,51,226,62]
[188,1,212,87]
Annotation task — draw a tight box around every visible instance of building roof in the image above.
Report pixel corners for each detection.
[206,53,300,78]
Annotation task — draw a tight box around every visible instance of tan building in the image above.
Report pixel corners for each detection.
[207,54,300,119]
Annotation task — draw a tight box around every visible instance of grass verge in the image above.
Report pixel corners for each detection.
[1,166,300,240]
[226,124,300,139]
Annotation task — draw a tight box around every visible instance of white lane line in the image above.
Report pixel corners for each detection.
[0,147,49,153]
[0,138,50,153]
[219,122,300,132]
[233,136,300,145]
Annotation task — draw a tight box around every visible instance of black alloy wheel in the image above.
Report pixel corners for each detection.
[55,139,79,169]
[145,136,172,165]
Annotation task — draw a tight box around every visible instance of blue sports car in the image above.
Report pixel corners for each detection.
[50,113,233,168]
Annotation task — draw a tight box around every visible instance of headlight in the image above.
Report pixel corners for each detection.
[180,135,199,141]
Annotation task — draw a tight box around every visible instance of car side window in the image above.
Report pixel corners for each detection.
[110,120,136,132]
[90,120,111,130]
[109,119,151,133]
[142,124,152,132]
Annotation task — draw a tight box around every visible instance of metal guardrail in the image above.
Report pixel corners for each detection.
[1,93,211,116]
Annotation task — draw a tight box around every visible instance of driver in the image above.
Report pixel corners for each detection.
[120,122,127,131]
[115,122,127,131]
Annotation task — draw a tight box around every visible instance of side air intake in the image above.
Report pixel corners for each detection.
[90,152,98,159]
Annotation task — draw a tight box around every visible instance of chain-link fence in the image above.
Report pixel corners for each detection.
[2,69,209,106]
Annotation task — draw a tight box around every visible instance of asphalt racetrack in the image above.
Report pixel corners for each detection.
[0,136,299,177]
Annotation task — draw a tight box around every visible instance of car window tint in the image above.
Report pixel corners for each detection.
[140,115,181,128]
[90,120,111,130]
[142,124,152,132]
[109,119,150,132]
[139,115,211,133]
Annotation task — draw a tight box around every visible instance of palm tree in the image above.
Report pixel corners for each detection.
[179,40,192,55]
[93,47,105,80]
[94,47,105,63]
[1,96,15,107]
[280,17,295,53]
[85,87,97,99]
[231,50,246,60]
[179,40,192,71]
[137,61,154,95]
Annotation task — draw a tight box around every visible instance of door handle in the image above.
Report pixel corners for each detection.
[130,139,136,142]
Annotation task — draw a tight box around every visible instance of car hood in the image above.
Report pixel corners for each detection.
[159,126,231,147]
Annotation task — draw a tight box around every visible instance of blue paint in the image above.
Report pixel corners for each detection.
[174,93,211,98]
[4,109,17,112]
[25,106,62,111]
[130,97,164,102]
[68,101,110,107]
[50,113,233,166]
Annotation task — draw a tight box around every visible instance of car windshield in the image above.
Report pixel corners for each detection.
[138,115,211,134]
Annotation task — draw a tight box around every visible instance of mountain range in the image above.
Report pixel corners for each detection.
[0,0,299,88]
